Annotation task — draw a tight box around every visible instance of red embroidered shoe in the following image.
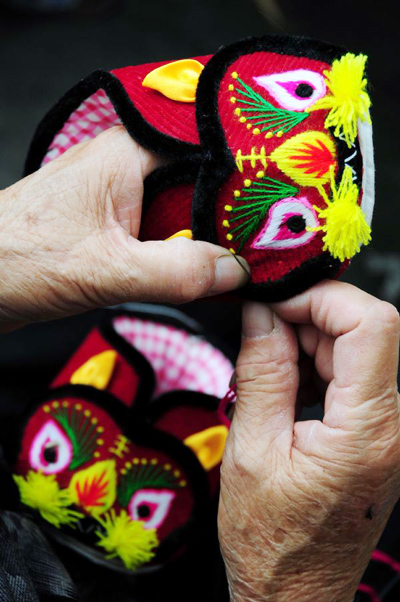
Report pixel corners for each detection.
[7,306,233,574]
[24,35,374,301]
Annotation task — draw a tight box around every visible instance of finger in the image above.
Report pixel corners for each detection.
[46,125,162,236]
[86,235,250,304]
[296,323,335,382]
[232,302,299,452]
[67,128,251,301]
[272,280,399,396]
[273,281,400,430]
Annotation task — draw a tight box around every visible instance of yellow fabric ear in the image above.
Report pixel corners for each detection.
[142,59,204,103]
[184,425,229,471]
[166,229,193,240]
[70,350,117,390]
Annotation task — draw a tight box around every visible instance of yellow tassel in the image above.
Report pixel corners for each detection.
[96,510,159,571]
[308,166,371,262]
[307,53,371,148]
[13,471,83,528]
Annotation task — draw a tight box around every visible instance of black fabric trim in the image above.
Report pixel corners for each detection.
[239,254,342,303]
[24,70,201,176]
[98,316,156,414]
[108,305,206,336]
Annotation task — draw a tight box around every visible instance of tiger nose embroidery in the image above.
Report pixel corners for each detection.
[109,434,130,459]
[235,147,268,173]
[69,459,117,514]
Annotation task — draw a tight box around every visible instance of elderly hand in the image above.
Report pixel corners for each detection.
[219,281,400,602]
[0,126,248,332]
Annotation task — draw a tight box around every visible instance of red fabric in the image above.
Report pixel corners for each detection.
[140,182,194,240]
[51,328,139,407]
[154,403,225,498]
[112,54,212,146]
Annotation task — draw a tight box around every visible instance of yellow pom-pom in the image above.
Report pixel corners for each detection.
[309,166,371,262]
[308,53,371,148]
[96,510,158,571]
[13,471,83,528]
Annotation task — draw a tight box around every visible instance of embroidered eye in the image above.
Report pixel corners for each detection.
[128,489,176,530]
[253,69,326,112]
[252,197,319,250]
[29,419,73,474]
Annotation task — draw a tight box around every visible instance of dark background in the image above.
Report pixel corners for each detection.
[0,0,399,597]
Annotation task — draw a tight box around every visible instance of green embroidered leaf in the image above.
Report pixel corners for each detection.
[235,77,308,134]
[117,463,179,508]
[51,406,98,470]
[231,177,299,251]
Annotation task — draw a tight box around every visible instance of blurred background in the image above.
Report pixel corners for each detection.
[0,0,399,562]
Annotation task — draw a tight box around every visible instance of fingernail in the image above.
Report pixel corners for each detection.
[242,302,274,339]
[211,254,250,294]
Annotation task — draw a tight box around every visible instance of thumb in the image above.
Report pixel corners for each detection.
[233,302,299,451]
[91,236,250,305]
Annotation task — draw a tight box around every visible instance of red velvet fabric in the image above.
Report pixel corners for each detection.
[140,182,194,241]
[154,402,225,498]
[112,54,211,146]
[51,328,140,407]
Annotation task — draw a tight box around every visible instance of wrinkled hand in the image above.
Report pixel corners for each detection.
[0,126,248,332]
[219,281,400,602]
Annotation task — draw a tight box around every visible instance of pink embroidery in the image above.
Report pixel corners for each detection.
[252,196,318,250]
[30,419,73,474]
[129,489,176,530]
[253,69,326,112]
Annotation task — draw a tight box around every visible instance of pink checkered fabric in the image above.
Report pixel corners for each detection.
[113,316,234,399]
[42,89,121,165]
